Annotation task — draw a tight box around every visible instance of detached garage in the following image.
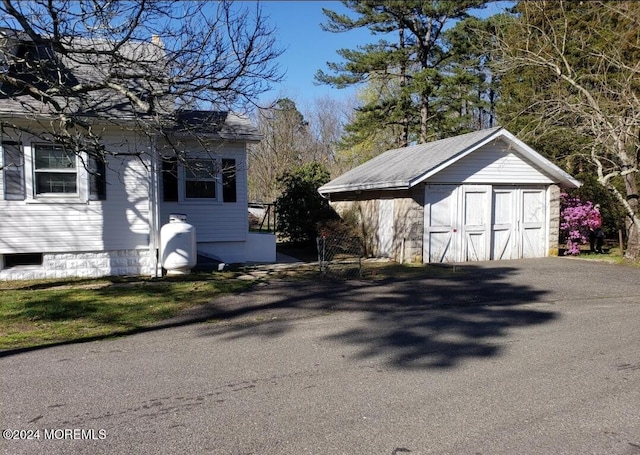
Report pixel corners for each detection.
[318,127,581,263]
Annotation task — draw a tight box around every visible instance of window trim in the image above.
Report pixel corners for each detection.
[161,154,239,204]
[32,143,79,197]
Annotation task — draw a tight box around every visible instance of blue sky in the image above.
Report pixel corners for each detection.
[257,1,514,105]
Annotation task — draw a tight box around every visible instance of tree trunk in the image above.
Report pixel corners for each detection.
[420,93,429,144]
[623,174,640,260]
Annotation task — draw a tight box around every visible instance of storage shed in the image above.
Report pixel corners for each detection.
[318,127,581,263]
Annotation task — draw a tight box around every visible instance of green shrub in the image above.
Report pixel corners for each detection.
[275,162,339,245]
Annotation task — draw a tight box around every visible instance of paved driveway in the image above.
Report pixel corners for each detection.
[1,258,640,454]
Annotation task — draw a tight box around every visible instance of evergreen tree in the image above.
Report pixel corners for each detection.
[316,0,490,147]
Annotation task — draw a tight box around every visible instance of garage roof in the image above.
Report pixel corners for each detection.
[319,127,581,195]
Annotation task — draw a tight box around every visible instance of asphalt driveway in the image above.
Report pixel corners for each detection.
[1,257,639,454]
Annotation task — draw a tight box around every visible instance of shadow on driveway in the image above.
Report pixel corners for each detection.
[194,263,557,369]
[1,262,561,370]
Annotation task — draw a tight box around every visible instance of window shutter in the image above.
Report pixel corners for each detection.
[88,156,107,200]
[162,157,178,202]
[222,159,237,203]
[2,142,25,200]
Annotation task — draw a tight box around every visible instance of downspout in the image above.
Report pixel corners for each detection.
[148,133,161,277]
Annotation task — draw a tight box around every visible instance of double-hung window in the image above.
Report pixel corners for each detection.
[33,144,77,196]
[185,158,217,199]
[161,156,237,203]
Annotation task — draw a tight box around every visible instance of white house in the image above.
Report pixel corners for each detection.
[319,127,581,263]
[0,30,274,281]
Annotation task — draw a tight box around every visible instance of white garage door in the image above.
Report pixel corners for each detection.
[424,185,547,263]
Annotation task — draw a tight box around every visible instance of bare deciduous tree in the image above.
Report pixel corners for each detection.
[0,0,283,164]
[492,0,640,259]
[247,95,351,203]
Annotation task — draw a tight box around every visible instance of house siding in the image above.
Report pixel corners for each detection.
[0,131,154,279]
[157,142,249,262]
[0,153,151,254]
[427,140,555,185]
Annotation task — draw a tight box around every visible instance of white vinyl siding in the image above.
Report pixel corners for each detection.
[427,141,554,185]
[158,144,248,243]
[0,153,151,254]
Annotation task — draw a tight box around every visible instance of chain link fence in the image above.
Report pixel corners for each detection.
[316,236,363,279]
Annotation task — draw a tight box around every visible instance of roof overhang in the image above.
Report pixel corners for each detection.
[408,128,581,189]
[319,127,581,197]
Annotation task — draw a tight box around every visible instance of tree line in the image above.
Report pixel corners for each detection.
[249,0,639,259]
[0,1,637,258]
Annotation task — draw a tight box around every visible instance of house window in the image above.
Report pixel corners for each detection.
[2,141,25,200]
[185,158,216,199]
[160,156,237,202]
[33,144,77,195]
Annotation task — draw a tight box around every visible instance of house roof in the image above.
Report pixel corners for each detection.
[0,28,169,118]
[319,127,581,195]
[171,111,262,142]
[0,28,260,142]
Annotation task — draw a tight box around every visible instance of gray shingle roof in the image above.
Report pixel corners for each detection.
[0,29,260,141]
[319,127,580,194]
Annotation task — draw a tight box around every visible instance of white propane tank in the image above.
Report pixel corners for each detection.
[160,214,197,275]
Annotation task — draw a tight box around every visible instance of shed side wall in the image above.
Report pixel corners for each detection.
[329,188,424,263]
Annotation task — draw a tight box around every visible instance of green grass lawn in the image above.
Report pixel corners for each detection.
[0,273,251,351]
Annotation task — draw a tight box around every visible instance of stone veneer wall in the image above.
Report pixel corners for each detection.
[329,187,425,263]
[393,189,425,263]
[548,184,561,256]
[0,249,155,281]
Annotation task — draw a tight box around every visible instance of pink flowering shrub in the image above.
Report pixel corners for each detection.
[560,193,601,255]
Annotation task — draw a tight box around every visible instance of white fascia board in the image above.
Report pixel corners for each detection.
[498,130,582,188]
[319,180,409,195]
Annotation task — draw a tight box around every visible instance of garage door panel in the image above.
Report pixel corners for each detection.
[466,232,486,261]
[492,189,516,260]
[425,185,458,263]
[429,231,455,263]
[522,227,544,258]
[492,228,513,260]
[522,190,545,224]
[521,189,546,257]
[493,190,513,225]
[463,186,490,261]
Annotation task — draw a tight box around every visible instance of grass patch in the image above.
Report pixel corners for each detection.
[0,273,251,351]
